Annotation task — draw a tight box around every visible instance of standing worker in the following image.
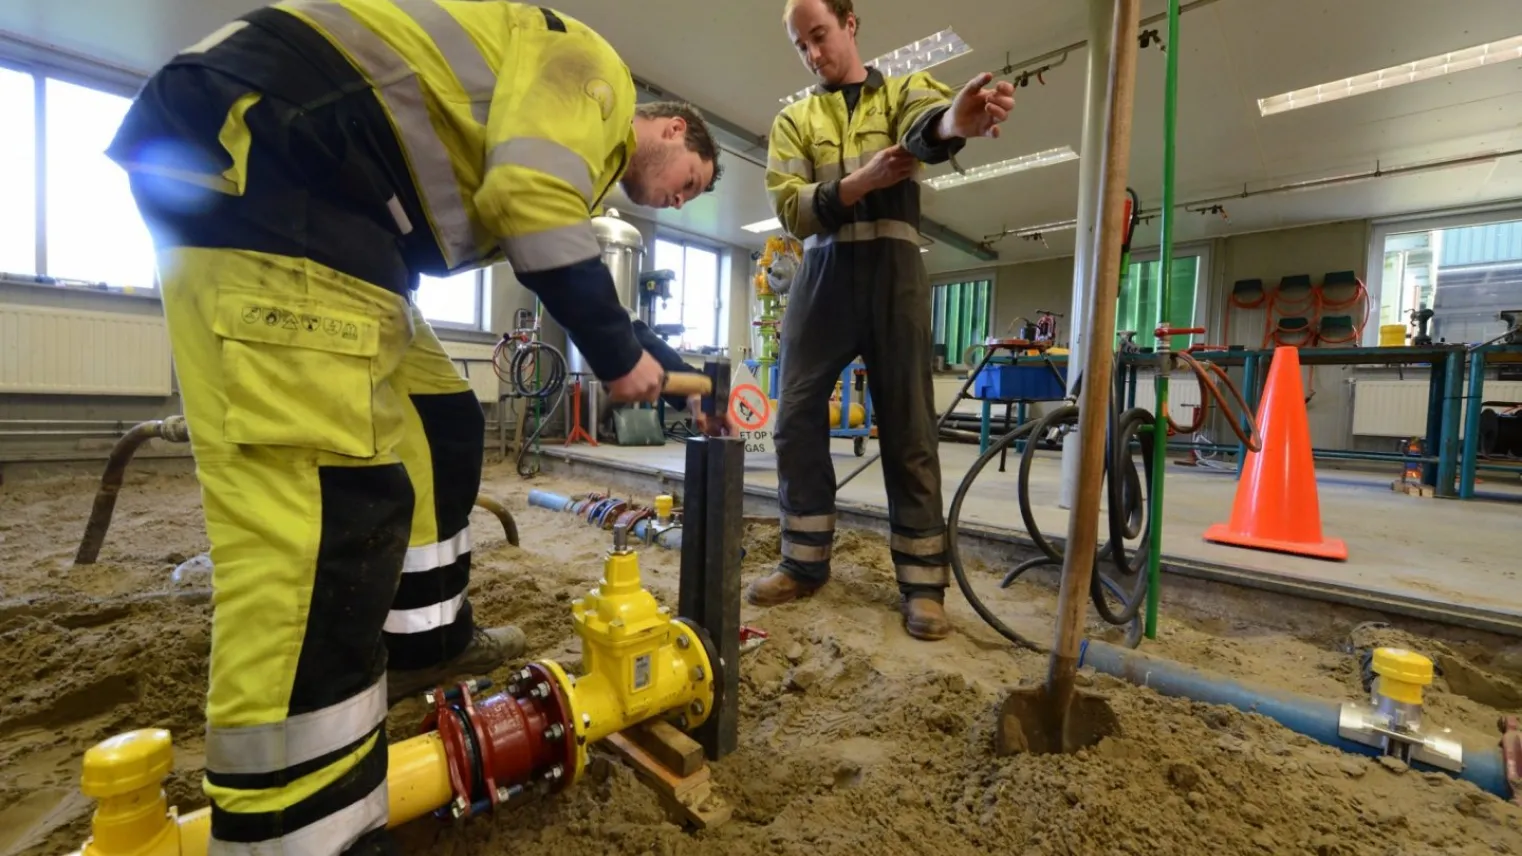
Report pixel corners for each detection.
[750,0,1015,640]
[105,2,721,853]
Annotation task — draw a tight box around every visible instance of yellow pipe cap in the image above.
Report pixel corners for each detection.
[655,495,673,519]
[81,730,174,799]
[1372,647,1433,705]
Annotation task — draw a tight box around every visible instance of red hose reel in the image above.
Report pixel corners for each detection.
[420,664,578,820]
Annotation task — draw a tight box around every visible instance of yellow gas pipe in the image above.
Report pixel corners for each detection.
[67,526,713,856]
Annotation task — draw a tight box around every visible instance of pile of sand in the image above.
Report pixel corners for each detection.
[2,463,1519,856]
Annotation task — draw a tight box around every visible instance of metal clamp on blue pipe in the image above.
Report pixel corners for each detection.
[1079,639,1511,800]
[527,489,683,550]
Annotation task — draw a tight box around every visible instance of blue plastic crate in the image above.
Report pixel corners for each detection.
[973,364,1068,401]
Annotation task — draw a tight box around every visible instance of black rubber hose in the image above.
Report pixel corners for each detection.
[947,419,1049,653]
[511,342,568,478]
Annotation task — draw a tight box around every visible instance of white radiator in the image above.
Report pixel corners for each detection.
[0,304,172,396]
[441,341,500,404]
[1351,379,1522,437]
[1131,372,1203,415]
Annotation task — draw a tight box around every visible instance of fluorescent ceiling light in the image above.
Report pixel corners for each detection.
[1013,220,1078,236]
[781,28,971,105]
[742,217,783,233]
[925,146,1079,191]
[1258,34,1522,116]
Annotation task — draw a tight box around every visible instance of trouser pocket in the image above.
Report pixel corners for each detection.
[212,287,391,458]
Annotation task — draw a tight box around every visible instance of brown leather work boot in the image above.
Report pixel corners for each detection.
[901,597,951,641]
[746,570,823,607]
[387,625,527,705]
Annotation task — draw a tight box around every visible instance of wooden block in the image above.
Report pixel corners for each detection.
[629,720,705,777]
[603,731,730,830]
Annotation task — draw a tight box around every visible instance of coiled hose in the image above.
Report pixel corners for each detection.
[948,350,1260,653]
[493,337,568,477]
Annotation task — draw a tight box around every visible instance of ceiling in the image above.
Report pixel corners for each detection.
[4,0,1521,271]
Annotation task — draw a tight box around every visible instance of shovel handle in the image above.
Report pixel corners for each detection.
[662,373,713,398]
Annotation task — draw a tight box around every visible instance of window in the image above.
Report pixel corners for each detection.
[652,237,723,350]
[415,269,490,330]
[1117,251,1206,350]
[933,279,992,366]
[0,68,35,276]
[1373,215,1522,345]
[0,65,156,289]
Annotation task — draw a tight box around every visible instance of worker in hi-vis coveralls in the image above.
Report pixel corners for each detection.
[105,2,722,853]
[750,0,1015,641]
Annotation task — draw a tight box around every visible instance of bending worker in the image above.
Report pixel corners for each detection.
[105,2,720,853]
[749,0,1015,640]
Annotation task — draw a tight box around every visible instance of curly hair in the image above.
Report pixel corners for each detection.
[634,101,723,192]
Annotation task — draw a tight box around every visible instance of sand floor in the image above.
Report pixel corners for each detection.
[2,460,1522,856]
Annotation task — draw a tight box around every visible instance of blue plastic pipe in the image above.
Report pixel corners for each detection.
[1079,640,1512,799]
[526,489,682,549]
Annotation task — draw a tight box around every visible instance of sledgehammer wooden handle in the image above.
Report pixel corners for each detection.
[662,373,713,397]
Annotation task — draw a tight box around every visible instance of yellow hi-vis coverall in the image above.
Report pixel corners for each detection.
[765,67,965,601]
[107,3,655,853]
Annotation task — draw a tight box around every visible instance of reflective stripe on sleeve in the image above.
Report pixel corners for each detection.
[392,0,495,124]
[795,184,822,236]
[283,2,477,268]
[486,138,595,203]
[769,156,814,181]
[500,222,602,273]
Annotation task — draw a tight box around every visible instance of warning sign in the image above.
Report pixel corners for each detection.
[728,363,776,455]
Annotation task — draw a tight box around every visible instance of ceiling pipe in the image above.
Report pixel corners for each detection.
[991,0,1225,81]
[982,146,1522,243]
[632,75,999,262]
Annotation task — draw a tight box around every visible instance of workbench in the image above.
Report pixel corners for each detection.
[968,345,1471,498]
[1459,343,1522,499]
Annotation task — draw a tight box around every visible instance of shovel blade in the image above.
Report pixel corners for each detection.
[994,683,1119,756]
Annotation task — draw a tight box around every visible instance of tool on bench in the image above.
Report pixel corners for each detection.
[1409,306,1435,347]
[1468,309,1522,352]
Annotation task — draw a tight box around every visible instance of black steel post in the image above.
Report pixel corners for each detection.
[675,360,740,760]
[678,436,709,622]
[696,433,743,758]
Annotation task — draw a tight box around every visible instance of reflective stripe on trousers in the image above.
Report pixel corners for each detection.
[206,680,388,775]
[208,783,389,856]
[890,529,949,588]
[282,1,493,269]
[803,218,921,250]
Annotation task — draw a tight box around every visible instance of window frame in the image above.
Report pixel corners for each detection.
[0,57,154,291]
[1122,240,1214,350]
[1365,204,1522,347]
[930,276,995,368]
[652,233,726,351]
[414,269,491,332]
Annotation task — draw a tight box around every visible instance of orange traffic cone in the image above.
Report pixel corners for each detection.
[1204,346,1347,561]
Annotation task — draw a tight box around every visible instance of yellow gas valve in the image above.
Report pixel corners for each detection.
[77,729,184,856]
[540,523,715,776]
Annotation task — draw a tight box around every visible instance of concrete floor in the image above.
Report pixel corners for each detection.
[541,438,1522,629]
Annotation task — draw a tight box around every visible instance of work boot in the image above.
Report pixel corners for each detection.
[900,596,951,641]
[386,625,527,705]
[745,570,823,607]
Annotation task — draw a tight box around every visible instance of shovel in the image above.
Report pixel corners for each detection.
[994,0,1141,757]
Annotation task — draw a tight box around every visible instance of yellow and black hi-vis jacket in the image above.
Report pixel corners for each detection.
[118,0,660,381]
[765,66,965,257]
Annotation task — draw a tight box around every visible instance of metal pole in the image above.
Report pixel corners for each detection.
[1047,0,1142,726]
[1143,0,1182,639]
[1059,0,1118,510]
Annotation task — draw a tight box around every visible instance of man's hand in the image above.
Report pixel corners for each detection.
[937,72,1017,140]
[839,144,917,206]
[606,352,665,403]
[687,394,737,436]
